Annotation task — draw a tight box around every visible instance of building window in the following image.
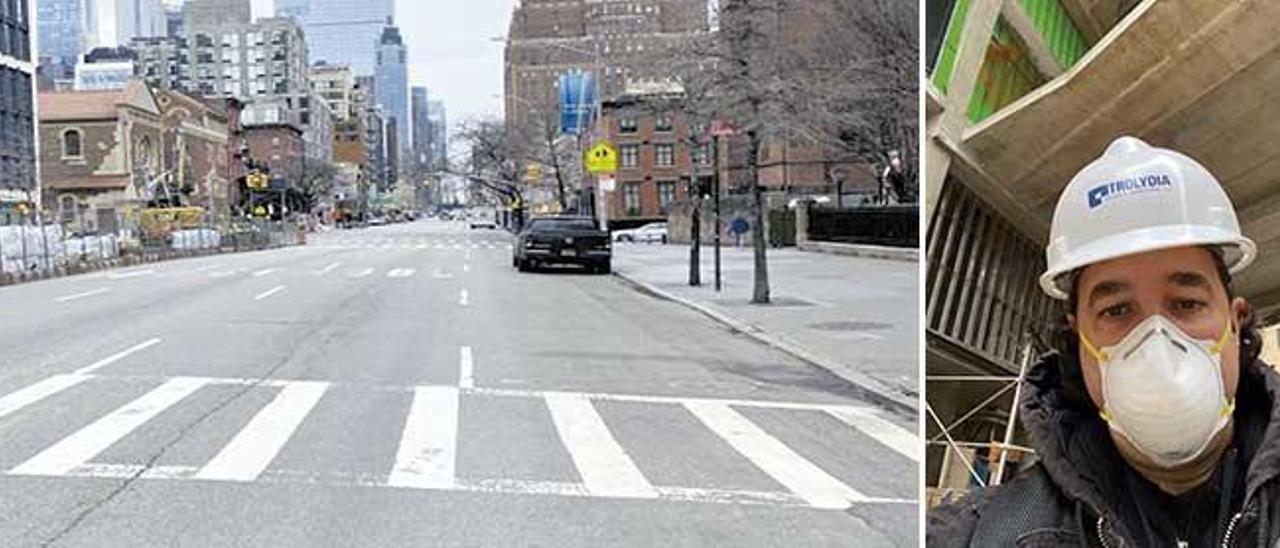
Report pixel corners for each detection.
[657,181,675,214]
[655,144,674,167]
[655,114,672,132]
[621,144,639,169]
[623,183,641,216]
[619,117,638,133]
[61,129,82,159]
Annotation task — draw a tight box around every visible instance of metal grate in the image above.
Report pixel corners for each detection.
[926,178,1059,371]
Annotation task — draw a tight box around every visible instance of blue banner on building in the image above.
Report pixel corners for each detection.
[558,71,597,135]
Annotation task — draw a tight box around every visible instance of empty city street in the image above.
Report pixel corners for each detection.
[0,220,917,547]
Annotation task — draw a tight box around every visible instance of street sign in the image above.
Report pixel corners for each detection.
[585,142,618,174]
[252,205,268,217]
[599,174,616,192]
[524,162,544,183]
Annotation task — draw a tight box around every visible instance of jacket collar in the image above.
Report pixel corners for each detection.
[1018,353,1280,541]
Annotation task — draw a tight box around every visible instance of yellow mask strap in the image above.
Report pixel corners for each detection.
[1208,320,1234,355]
[1080,331,1108,364]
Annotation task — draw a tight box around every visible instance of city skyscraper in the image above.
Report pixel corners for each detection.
[374,24,408,157]
[427,100,446,167]
[36,0,91,87]
[0,0,36,219]
[410,86,430,165]
[275,0,394,76]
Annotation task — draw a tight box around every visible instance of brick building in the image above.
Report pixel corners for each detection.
[594,90,699,228]
[243,123,303,177]
[37,80,165,233]
[502,0,709,131]
[153,88,233,218]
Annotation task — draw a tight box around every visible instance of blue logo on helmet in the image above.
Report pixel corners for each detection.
[1087,173,1173,209]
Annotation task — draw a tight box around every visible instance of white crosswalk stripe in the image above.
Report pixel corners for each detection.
[546,393,657,499]
[0,373,915,509]
[195,381,328,481]
[9,377,209,476]
[388,386,459,489]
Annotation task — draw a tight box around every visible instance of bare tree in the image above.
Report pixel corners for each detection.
[636,0,918,303]
[283,158,339,214]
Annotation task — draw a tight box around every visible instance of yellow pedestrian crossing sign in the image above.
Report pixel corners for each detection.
[585,142,618,174]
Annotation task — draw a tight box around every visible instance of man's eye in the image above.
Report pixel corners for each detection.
[1100,304,1129,319]
[1173,299,1206,313]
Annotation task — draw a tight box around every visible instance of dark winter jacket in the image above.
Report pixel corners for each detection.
[927,353,1280,547]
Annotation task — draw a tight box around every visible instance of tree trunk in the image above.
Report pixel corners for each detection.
[748,130,769,304]
[689,195,701,286]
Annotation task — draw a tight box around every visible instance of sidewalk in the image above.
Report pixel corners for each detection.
[612,242,918,412]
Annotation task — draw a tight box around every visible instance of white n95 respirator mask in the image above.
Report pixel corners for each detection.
[1079,314,1235,467]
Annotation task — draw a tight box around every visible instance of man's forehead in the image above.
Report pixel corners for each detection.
[1077,246,1221,293]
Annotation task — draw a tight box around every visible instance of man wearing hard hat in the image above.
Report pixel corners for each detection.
[929,136,1280,547]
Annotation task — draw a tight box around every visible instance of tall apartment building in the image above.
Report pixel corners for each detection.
[0,0,38,221]
[373,24,407,157]
[502,0,709,130]
[309,63,356,121]
[275,0,394,76]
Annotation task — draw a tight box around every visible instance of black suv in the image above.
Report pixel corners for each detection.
[513,216,612,274]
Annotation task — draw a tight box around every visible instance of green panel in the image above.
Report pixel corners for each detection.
[931,0,971,93]
[1017,0,1088,68]
[967,17,1047,123]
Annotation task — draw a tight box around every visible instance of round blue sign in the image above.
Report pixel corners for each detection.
[730,218,750,235]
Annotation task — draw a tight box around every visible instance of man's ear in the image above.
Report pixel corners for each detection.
[1067,313,1077,332]
[1231,297,1248,333]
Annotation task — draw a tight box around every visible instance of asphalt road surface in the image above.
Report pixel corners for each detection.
[0,220,918,547]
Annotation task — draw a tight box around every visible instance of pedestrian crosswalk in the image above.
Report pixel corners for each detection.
[307,238,513,251]
[0,373,917,510]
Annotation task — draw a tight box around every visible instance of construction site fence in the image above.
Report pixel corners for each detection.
[0,219,305,276]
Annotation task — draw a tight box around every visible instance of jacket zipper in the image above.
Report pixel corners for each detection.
[1096,516,1112,548]
[1220,511,1243,548]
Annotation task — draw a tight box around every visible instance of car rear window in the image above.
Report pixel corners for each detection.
[529,219,598,231]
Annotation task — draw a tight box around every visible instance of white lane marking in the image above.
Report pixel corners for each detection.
[0,375,90,420]
[387,386,459,489]
[106,269,155,279]
[685,401,867,509]
[505,244,514,250]
[386,268,416,278]
[9,377,208,476]
[433,243,445,249]
[74,338,163,375]
[825,408,919,462]
[459,347,474,388]
[252,268,280,277]
[459,289,469,306]
[194,381,329,481]
[254,285,286,301]
[452,243,463,250]
[430,269,453,279]
[546,393,657,499]
[318,262,341,275]
[59,464,914,507]
[465,248,472,260]
[463,264,470,273]
[349,267,374,278]
[415,243,428,250]
[56,288,110,303]
[210,268,243,278]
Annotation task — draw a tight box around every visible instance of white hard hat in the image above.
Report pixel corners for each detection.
[1040,136,1256,300]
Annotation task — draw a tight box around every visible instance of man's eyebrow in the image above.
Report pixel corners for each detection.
[1087,280,1130,308]
[1168,270,1212,290]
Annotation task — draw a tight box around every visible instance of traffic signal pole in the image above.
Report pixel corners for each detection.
[713,134,722,292]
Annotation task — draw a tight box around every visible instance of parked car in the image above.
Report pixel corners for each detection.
[613,222,668,244]
[513,216,611,274]
[368,216,389,226]
[468,207,498,229]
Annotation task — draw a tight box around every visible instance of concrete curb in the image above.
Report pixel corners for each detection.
[612,270,918,417]
[797,240,917,262]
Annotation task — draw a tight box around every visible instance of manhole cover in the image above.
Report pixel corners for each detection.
[808,320,893,332]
